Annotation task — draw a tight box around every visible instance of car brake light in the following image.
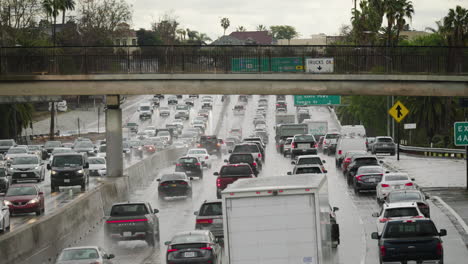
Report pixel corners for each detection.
[405,182,414,186]
[356,175,363,181]
[344,158,351,162]
[381,184,390,188]
[167,249,178,253]
[292,143,297,149]
[252,162,257,167]
[258,153,262,158]
[217,143,221,147]
[179,181,188,185]
[412,215,424,219]
[196,219,213,224]
[338,150,342,155]
[195,162,201,166]
[197,144,201,147]
[200,246,213,251]
[436,242,443,255]
[216,178,221,187]
[380,245,386,257]
[205,156,209,159]
[160,182,169,186]
[379,218,389,223]
[176,163,182,166]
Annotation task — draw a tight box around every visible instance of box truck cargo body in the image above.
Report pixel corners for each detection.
[222,174,333,264]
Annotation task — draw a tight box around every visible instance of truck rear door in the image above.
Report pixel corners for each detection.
[225,194,318,264]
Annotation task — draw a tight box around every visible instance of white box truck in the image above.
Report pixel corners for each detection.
[302,120,328,139]
[275,114,295,125]
[222,174,335,264]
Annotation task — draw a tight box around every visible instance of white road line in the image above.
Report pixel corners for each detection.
[432,195,468,234]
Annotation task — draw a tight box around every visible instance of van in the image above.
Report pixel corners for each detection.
[48,153,89,192]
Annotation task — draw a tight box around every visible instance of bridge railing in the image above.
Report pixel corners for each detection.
[0,45,466,75]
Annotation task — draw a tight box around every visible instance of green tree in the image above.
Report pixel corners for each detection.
[270,25,299,44]
[256,24,267,31]
[443,5,468,46]
[42,0,61,44]
[59,0,75,24]
[152,17,179,45]
[220,17,230,35]
[383,0,414,46]
[0,104,34,140]
[235,26,247,32]
[136,28,162,45]
[394,0,414,46]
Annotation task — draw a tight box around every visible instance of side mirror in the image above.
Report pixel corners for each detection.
[189,177,194,180]
[94,150,97,153]
[153,209,159,214]
[371,232,380,239]
[224,159,228,163]
[425,195,430,200]
[47,164,51,170]
[322,160,326,163]
[411,178,415,181]
[291,161,295,165]
[372,212,380,217]
[84,163,89,169]
[156,179,161,181]
[164,241,171,246]
[333,207,339,212]
[287,172,292,175]
[379,160,384,164]
[108,254,115,259]
[323,170,328,173]
[194,211,199,216]
[39,192,44,196]
[439,229,447,237]
[213,172,219,176]
[228,150,232,153]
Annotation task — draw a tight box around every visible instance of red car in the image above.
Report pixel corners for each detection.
[3,184,45,216]
[214,164,255,199]
[143,144,156,153]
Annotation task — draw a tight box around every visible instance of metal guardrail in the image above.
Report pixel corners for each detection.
[399,145,466,158]
[0,45,466,75]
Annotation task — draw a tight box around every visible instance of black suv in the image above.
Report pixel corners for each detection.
[175,156,203,178]
[225,153,260,176]
[0,166,10,194]
[372,219,446,264]
[198,135,222,157]
[290,134,317,159]
[48,153,89,192]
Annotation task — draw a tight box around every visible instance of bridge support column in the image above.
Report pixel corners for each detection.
[106,95,123,177]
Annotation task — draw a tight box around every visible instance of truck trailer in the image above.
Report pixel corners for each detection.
[222,174,336,264]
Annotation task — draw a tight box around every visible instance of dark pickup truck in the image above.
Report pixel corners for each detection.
[105,202,160,247]
[372,219,446,264]
[198,135,222,157]
[214,164,255,199]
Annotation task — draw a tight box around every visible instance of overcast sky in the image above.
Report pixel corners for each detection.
[127,0,468,40]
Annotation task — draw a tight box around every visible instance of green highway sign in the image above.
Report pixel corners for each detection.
[231,57,303,72]
[454,122,468,146]
[294,95,341,106]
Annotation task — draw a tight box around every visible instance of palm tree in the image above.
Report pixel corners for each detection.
[176,28,186,41]
[196,33,211,45]
[60,0,75,24]
[236,26,247,32]
[383,0,414,46]
[220,17,230,35]
[394,0,414,45]
[443,5,468,46]
[42,0,60,44]
[256,25,267,31]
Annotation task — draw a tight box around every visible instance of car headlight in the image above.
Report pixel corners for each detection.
[138,147,143,151]
[77,169,84,174]
[4,200,12,206]
[27,198,39,204]
[51,170,57,175]
[34,166,40,170]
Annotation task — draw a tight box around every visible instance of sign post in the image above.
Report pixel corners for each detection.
[404,123,416,145]
[454,121,468,190]
[388,101,409,161]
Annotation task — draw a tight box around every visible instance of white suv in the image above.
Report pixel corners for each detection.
[372,202,425,233]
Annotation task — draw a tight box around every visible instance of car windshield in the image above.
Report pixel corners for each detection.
[378,138,393,143]
[140,106,150,111]
[110,204,148,216]
[296,167,322,174]
[58,248,99,261]
[45,141,61,148]
[28,146,41,151]
[89,158,105,164]
[157,131,170,136]
[6,186,37,196]
[359,167,383,174]
[0,140,13,146]
[127,122,137,127]
[199,202,222,216]
[188,150,207,155]
[161,174,186,181]
[383,221,438,238]
[52,148,72,154]
[297,158,321,165]
[201,137,217,143]
[384,207,419,218]
[229,155,254,163]
[355,158,378,165]
[388,192,422,202]
[8,148,27,154]
[171,235,208,245]
[233,145,258,153]
[220,166,251,176]
[127,141,141,147]
[52,155,83,167]
[179,157,197,163]
[326,134,340,139]
[75,142,93,148]
[385,175,410,181]
[12,156,38,165]
[234,106,244,110]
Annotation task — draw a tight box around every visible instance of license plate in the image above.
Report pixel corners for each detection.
[123,232,132,237]
[186,170,192,173]
[184,252,196,258]
[170,184,177,187]
[298,144,310,149]
[64,179,70,183]
[394,185,401,190]
[368,178,377,183]
[21,174,27,177]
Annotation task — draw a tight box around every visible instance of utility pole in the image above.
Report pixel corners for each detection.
[49,102,55,140]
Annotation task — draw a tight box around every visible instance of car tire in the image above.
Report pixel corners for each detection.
[354,184,360,195]
[11,179,16,184]
[35,209,41,216]
[81,182,86,192]
[51,184,57,193]
[199,173,203,179]
[216,191,221,199]
[147,234,155,247]
[390,152,395,156]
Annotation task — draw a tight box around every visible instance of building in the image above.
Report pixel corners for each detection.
[211,31,277,45]
[277,34,345,45]
[400,30,430,41]
[113,23,139,53]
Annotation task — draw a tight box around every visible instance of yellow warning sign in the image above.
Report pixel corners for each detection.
[388,101,409,123]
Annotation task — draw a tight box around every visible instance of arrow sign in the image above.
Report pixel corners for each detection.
[388,101,409,123]
[317,66,322,71]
